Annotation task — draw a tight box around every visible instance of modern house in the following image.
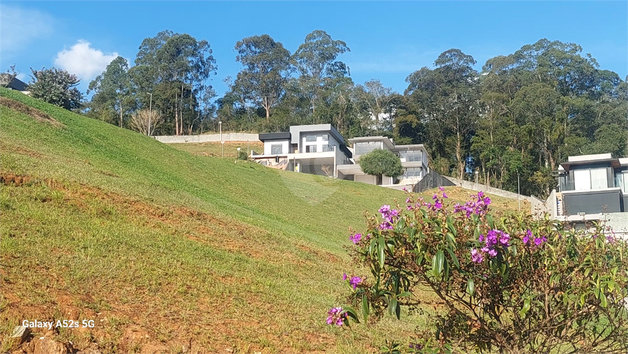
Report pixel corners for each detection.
[337,136,429,185]
[547,153,628,231]
[251,125,430,186]
[0,75,29,93]
[251,124,353,177]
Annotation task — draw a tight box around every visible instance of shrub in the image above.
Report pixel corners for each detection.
[332,189,628,353]
[359,149,403,184]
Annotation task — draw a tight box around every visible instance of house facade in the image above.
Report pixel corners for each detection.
[337,136,429,185]
[251,125,430,186]
[548,153,628,228]
[251,124,352,177]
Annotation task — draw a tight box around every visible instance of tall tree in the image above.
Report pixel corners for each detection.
[233,34,291,123]
[88,56,134,127]
[293,30,351,122]
[131,30,216,135]
[406,49,480,179]
[29,67,82,110]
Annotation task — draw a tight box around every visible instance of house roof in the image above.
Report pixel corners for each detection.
[289,124,344,145]
[0,75,28,91]
[393,144,428,153]
[560,153,624,171]
[258,132,291,141]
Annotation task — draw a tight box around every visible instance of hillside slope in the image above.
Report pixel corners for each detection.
[1,89,427,353]
[1,89,526,353]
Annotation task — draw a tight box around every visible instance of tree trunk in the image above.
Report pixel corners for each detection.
[456,130,465,179]
[175,91,179,136]
[119,102,123,128]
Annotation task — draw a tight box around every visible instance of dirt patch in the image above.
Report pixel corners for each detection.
[0,173,33,187]
[0,97,65,128]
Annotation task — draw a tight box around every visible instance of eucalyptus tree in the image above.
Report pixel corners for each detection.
[293,30,351,122]
[88,56,134,127]
[131,30,216,135]
[233,34,291,124]
[405,49,480,179]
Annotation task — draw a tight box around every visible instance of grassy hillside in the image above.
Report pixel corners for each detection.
[0,88,523,353]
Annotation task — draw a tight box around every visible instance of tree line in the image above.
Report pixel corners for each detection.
[13,30,628,198]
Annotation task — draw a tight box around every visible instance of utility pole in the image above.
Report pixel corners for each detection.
[148,92,153,136]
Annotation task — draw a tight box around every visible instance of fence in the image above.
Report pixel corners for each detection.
[154,133,259,143]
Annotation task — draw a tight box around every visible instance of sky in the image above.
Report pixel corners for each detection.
[1,1,627,99]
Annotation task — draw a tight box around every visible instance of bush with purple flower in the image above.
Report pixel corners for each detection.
[331,187,628,353]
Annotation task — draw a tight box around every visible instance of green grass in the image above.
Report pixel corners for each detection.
[0,88,522,353]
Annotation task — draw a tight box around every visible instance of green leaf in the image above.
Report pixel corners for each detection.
[519,298,531,318]
[600,292,608,308]
[433,250,445,277]
[398,291,412,298]
[343,306,360,324]
[378,239,385,269]
[389,297,399,319]
[466,278,475,296]
[361,295,369,322]
[446,247,460,268]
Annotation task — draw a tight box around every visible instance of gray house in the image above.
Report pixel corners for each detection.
[252,125,430,186]
[0,74,28,93]
[549,154,628,228]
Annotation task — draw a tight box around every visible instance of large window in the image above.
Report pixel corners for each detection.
[399,151,422,162]
[306,145,317,153]
[574,168,607,190]
[305,134,316,142]
[322,144,335,152]
[271,144,283,154]
[403,167,422,179]
[355,141,381,156]
[615,172,628,193]
[322,134,329,142]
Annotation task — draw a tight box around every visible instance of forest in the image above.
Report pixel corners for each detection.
[26,30,628,198]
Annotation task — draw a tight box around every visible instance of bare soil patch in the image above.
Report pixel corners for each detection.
[0,97,65,128]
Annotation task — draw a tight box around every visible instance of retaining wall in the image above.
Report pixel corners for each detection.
[154,133,259,143]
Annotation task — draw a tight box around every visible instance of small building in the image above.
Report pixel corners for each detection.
[548,153,628,232]
[0,75,29,93]
[251,125,430,186]
[337,136,429,186]
[252,124,352,177]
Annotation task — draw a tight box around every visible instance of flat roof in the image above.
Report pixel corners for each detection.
[258,132,291,141]
[349,136,395,150]
[560,154,624,171]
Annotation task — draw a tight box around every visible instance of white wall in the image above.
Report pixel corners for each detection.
[263,140,290,155]
[300,132,340,153]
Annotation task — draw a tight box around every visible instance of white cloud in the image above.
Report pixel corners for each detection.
[0,4,54,58]
[54,40,119,82]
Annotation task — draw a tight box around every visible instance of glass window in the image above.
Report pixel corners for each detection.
[322,134,329,142]
[322,144,335,152]
[574,169,591,191]
[355,141,381,155]
[399,151,422,162]
[404,167,422,178]
[590,168,607,190]
[271,144,283,154]
[306,145,317,153]
[305,134,316,142]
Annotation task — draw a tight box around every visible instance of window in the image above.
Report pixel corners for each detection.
[574,168,608,190]
[271,144,283,154]
[404,167,422,178]
[399,151,422,162]
[615,172,628,193]
[305,134,316,142]
[322,134,329,142]
[306,145,317,153]
[355,141,381,155]
[322,144,335,152]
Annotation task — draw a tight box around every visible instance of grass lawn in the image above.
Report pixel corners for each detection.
[0,88,526,353]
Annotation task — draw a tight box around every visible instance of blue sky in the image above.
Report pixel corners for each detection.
[1,1,626,98]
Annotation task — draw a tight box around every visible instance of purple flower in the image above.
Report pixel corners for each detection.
[478,191,485,198]
[478,234,485,242]
[432,194,438,200]
[343,273,347,281]
[350,233,362,244]
[349,276,362,289]
[523,229,532,245]
[439,186,445,191]
[406,197,412,204]
[499,232,510,246]
[390,209,400,218]
[434,201,443,209]
[442,192,448,199]
[471,248,483,263]
[534,237,547,246]
[487,248,498,257]
[379,205,391,215]
[379,222,393,230]
[326,307,346,326]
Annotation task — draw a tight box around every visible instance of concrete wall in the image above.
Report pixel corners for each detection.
[154,133,259,143]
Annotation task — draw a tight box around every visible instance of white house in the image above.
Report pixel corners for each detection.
[251,125,430,186]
